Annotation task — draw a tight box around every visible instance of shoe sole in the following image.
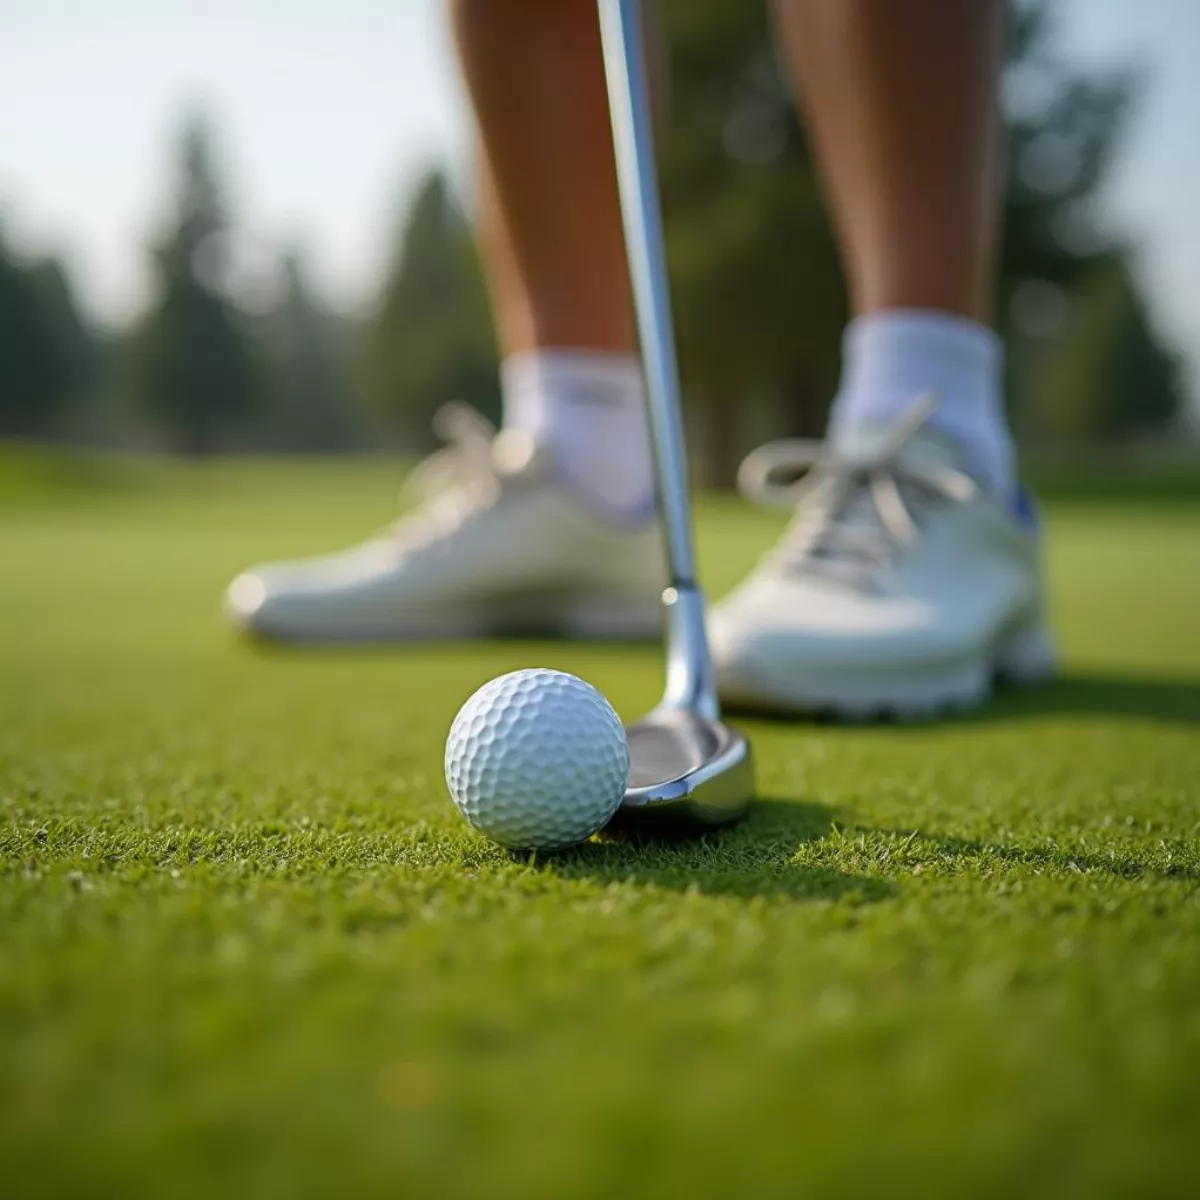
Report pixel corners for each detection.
[716,618,1057,722]
[232,595,664,645]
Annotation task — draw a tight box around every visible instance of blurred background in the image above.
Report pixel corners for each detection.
[2,0,1197,486]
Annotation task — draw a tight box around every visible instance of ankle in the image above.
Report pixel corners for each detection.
[501,350,656,523]
[829,309,1015,498]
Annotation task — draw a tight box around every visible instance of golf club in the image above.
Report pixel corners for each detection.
[598,0,754,831]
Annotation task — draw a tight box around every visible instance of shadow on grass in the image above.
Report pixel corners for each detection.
[550,798,897,905]
[732,672,1200,729]
[862,825,1200,884]
[963,672,1200,726]
[548,797,1196,902]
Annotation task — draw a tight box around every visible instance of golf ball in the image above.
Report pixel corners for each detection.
[444,668,630,850]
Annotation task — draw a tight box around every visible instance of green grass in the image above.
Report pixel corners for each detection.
[2,449,1199,1199]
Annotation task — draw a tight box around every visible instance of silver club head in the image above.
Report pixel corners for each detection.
[614,708,753,833]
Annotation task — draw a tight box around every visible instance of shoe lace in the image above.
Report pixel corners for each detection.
[736,394,976,587]
[403,401,499,503]
[381,402,512,551]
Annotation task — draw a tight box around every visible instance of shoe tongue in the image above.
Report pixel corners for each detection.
[490,428,539,477]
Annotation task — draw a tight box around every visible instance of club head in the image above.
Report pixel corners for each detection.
[607,707,754,835]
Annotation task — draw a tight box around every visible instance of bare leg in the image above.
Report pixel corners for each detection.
[772,0,1003,322]
[771,0,1012,498]
[448,1,654,520]
[224,4,658,642]
[451,0,635,356]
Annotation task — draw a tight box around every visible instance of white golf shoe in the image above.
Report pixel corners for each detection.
[225,404,665,642]
[710,397,1055,718]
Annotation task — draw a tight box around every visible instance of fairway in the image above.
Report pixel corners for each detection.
[2,452,1199,1198]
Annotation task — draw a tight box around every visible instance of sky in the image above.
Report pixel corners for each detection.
[2,0,1198,406]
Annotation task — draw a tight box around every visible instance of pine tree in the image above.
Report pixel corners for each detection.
[360,171,499,448]
[128,117,260,454]
[257,248,357,451]
[1033,254,1183,438]
[0,231,96,438]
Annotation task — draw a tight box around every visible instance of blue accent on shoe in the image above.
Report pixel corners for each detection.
[1010,486,1041,534]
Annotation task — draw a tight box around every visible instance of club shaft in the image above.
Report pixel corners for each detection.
[598,0,697,589]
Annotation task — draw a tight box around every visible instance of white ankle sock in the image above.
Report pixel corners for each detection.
[829,309,1016,498]
[501,350,655,523]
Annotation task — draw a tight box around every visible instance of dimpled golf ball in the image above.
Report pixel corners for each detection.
[444,668,630,850]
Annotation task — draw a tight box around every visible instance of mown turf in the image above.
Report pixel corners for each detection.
[2,450,1199,1199]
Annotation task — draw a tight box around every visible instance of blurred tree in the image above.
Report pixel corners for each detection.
[996,1,1154,437]
[1032,254,1184,439]
[358,1,1181,482]
[127,116,261,454]
[657,0,846,484]
[0,232,98,438]
[256,248,359,450]
[361,171,499,448]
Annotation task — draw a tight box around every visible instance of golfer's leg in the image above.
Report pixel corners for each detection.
[774,0,1001,321]
[452,0,634,354]
[711,1,1053,715]
[451,0,653,519]
[224,1,663,642]
[772,0,1013,497]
